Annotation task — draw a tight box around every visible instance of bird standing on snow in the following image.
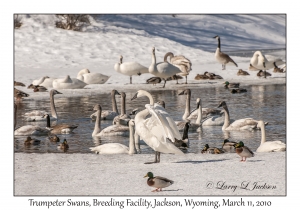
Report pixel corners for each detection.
[213,35,238,70]
[234,141,254,162]
[144,172,174,192]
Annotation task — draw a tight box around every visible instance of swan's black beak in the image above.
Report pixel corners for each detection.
[131,92,138,101]
[263,62,266,68]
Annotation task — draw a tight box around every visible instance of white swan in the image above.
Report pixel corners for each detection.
[256,120,286,152]
[114,55,149,84]
[213,35,238,70]
[92,104,129,137]
[149,47,182,88]
[217,101,267,131]
[164,52,192,84]
[131,90,184,164]
[14,105,52,136]
[178,89,222,121]
[90,119,137,155]
[53,75,87,89]
[250,51,286,70]
[90,89,120,120]
[31,76,56,88]
[77,68,110,84]
[24,89,62,121]
[112,92,131,125]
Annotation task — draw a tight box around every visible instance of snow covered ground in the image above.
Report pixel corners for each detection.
[3,10,296,209]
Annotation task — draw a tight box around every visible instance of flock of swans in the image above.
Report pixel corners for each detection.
[14,81,286,163]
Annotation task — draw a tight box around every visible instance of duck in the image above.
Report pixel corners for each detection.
[237,69,250,76]
[52,75,87,89]
[112,92,131,125]
[213,35,238,70]
[231,88,247,94]
[250,51,286,70]
[14,105,52,136]
[222,139,237,153]
[148,47,182,88]
[90,119,138,155]
[146,77,162,86]
[129,108,139,116]
[273,62,285,73]
[164,52,192,84]
[204,72,223,79]
[217,101,268,131]
[131,90,184,164]
[14,88,29,101]
[174,122,190,149]
[114,55,149,84]
[92,104,129,137]
[224,81,240,88]
[43,114,78,134]
[24,136,41,146]
[194,74,209,80]
[90,89,120,120]
[48,134,60,142]
[256,120,286,152]
[31,76,56,88]
[201,144,225,154]
[235,141,254,162]
[24,89,62,121]
[257,70,272,78]
[144,172,174,192]
[28,84,48,92]
[58,139,69,150]
[14,81,25,87]
[166,75,183,84]
[76,68,110,84]
[178,89,222,121]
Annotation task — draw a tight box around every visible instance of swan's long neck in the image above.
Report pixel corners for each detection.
[37,77,46,85]
[183,93,191,120]
[182,124,189,140]
[92,110,101,136]
[128,123,136,155]
[50,93,58,119]
[222,105,231,130]
[164,52,174,62]
[134,109,150,126]
[260,123,266,144]
[139,90,154,105]
[112,93,119,114]
[149,50,157,74]
[195,101,202,125]
[121,95,126,115]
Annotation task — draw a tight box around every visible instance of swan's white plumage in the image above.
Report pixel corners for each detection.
[114,62,149,76]
[98,125,129,137]
[250,51,286,70]
[77,68,110,84]
[53,75,87,89]
[14,125,51,136]
[256,121,286,152]
[90,143,129,154]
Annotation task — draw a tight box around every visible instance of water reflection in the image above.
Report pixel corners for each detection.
[14,84,286,154]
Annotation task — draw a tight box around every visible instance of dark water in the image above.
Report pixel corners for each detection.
[14,84,286,154]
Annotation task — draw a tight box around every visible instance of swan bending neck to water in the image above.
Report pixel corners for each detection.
[256,120,286,152]
[90,119,137,155]
[24,89,62,121]
[131,90,183,164]
[164,52,192,84]
[149,47,181,88]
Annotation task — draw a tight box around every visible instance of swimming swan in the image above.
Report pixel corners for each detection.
[256,120,286,152]
[149,47,182,88]
[213,35,238,70]
[90,119,137,155]
[114,55,149,84]
[24,89,62,121]
[14,105,52,136]
[92,104,129,137]
[217,101,266,131]
[53,75,87,89]
[112,92,131,125]
[90,89,120,120]
[77,68,110,84]
[131,90,184,164]
[164,52,192,84]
